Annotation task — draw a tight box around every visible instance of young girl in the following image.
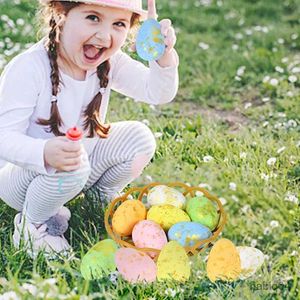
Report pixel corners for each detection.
[0,0,178,258]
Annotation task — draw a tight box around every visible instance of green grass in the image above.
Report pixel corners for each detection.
[0,0,299,299]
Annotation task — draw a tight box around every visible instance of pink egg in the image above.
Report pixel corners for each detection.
[132,220,168,258]
[115,248,157,283]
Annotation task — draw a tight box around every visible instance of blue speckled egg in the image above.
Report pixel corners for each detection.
[136,19,165,61]
[168,222,212,248]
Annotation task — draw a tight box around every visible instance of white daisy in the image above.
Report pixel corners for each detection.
[165,288,177,297]
[270,220,279,228]
[198,183,212,191]
[231,195,239,202]
[237,66,246,76]
[288,75,297,83]
[219,197,227,205]
[244,102,252,109]
[276,147,286,154]
[261,173,269,181]
[269,78,279,86]
[203,155,214,162]
[142,119,150,126]
[198,42,209,50]
[284,192,299,204]
[154,132,163,138]
[251,239,257,247]
[229,182,237,191]
[275,66,284,73]
[267,157,276,166]
[239,152,247,159]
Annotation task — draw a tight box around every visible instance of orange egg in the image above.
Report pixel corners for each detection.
[112,200,146,236]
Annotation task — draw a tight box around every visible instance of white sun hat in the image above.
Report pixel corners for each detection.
[39,0,148,20]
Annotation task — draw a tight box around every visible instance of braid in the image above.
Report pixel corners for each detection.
[82,13,140,138]
[36,14,65,136]
[82,60,111,138]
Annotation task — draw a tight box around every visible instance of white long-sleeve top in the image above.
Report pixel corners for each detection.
[0,38,179,175]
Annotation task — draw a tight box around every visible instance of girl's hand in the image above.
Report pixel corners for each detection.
[44,137,83,172]
[148,0,178,67]
[159,18,177,54]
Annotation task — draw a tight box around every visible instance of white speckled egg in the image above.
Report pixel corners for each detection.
[237,246,265,279]
[115,248,157,283]
[132,220,167,258]
[147,185,186,208]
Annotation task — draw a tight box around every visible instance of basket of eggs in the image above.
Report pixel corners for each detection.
[105,182,226,258]
[79,182,227,283]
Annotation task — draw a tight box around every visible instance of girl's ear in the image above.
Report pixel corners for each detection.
[54,15,65,42]
[55,14,65,27]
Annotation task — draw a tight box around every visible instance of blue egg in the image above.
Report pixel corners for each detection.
[168,222,212,248]
[136,19,166,61]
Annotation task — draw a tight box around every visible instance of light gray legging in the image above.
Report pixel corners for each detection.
[0,121,156,224]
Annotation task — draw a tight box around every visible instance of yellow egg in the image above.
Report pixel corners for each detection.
[147,185,186,208]
[157,241,191,282]
[112,200,146,236]
[207,238,241,282]
[147,204,190,231]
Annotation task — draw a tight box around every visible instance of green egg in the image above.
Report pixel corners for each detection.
[186,196,219,230]
[80,239,118,280]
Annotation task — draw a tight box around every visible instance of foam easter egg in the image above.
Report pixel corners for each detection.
[132,220,168,258]
[115,248,157,283]
[157,241,191,282]
[80,239,118,280]
[207,238,241,282]
[237,246,265,279]
[112,200,146,236]
[147,185,186,209]
[147,204,190,231]
[186,196,219,230]
[168,222,212,248]
[136,19,165,61]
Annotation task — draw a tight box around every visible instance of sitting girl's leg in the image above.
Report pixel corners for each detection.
[0,163,39,212]
[0,155,91,224]
[0,157,91,256]
[83,120,156,203]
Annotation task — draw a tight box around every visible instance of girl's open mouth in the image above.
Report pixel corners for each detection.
[83,44,106,63]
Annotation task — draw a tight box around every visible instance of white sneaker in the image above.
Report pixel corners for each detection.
[13,209,72,259]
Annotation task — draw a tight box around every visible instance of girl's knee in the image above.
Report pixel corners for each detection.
[129,122,157,178]
[131,153,153,178]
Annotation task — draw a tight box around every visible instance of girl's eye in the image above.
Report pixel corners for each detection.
[87,15,99,22]
[114,22,126,28]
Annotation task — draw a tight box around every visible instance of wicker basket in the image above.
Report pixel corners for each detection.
[105,182,226,258]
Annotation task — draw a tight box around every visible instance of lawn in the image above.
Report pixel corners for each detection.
[0,0,299,299]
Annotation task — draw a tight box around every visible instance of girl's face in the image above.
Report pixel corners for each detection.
[58,4,132,79]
